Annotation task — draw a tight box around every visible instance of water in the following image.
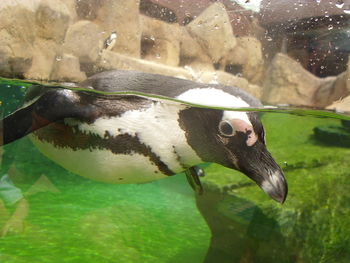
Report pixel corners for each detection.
[1,81,350,263]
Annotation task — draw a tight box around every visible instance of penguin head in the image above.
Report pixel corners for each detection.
[177,88,287,203]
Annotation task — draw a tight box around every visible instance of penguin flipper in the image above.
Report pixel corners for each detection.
[1,89,97,146]
[185,166,205,195]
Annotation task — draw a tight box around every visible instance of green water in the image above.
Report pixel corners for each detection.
[1,81,350,262]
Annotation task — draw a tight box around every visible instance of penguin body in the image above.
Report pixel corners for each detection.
[1,70,288,202]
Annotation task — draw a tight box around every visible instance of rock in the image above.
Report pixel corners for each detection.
[0,30,33,78]
[326,95,350,113]
[179,28,214,71]
[313,73,348,108]
[24,39,58,81]
[97,50,193,80]
[0,2,37,44]
[144,0,212,25]
[0,1,39,77]
[263,54,349,107]
[262,53,321,106]
[60,0,78,21]
[95,0,141,57]
[223,37,264,85]
[35,0,72,42]
[198,71,262,99]
[63,20,104,64]
[50,54,87,82]
[139,0,177,23]
[141,15,180,66]
[186,2,236,63]
[75,0,102,20]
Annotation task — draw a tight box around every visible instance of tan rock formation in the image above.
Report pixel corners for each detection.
[24,39,59,80]
[0,2,38,77]
[263,53,323,106]
[94,0,141,58]
[141,15,180,66]
[75,0,102,20]
[97,50,193,80]
[313,73,349,107]
[0,29,33,78]
[179,28,214,71]
[35,0,72,42]
[224,37,264,85]
[51,54,87,82]
[186,2,236,63]
[63,20,104,64]
[326,96,350,113]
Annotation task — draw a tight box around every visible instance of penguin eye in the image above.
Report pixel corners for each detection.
[218,120,235,137]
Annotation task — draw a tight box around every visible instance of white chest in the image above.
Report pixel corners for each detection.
[30,101,202,184]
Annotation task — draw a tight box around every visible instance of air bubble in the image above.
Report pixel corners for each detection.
[328,24,334,30]
[336,1,344,8]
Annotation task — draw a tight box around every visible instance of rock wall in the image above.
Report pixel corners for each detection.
[263,53,349,107]
[0,0,348,107]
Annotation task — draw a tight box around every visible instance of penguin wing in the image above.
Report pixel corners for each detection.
[1,88,98,146]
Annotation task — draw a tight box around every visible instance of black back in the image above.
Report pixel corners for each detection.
[80,70,262,107]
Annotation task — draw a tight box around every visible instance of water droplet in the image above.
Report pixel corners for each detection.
[214,24,219,29]
[328,24,334,30]
[55,56,62,61]
[316,0,321,3]
[336,0,344,8]
[155,54,161,59]
[266,36,273,41]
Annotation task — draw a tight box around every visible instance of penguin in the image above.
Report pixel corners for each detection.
[0,70,287,203]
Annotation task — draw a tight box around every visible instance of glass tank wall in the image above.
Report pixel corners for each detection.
[0,1,350,262]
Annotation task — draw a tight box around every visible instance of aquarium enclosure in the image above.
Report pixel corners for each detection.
[1,0,350,262]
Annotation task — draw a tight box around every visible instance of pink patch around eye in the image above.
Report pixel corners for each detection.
[230,119,258,146]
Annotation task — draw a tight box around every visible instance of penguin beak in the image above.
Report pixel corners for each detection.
[235,147,288,204]
[256,167,287,204]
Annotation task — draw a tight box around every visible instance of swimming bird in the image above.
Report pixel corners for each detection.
[0,70,287,203]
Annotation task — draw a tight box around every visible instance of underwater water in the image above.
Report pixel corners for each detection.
[1,81,350,263]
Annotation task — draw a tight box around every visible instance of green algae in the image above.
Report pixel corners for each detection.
[200,113,350,262]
